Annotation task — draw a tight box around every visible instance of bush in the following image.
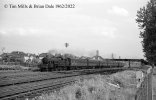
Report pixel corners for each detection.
[0,65,30,70]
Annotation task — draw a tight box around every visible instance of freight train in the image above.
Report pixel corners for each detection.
[38,55,125,71]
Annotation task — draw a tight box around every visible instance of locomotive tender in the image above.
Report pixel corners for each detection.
[39,55,125,71]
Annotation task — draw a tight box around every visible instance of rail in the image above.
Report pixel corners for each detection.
[0,75,78,100]
[0,67,124,100]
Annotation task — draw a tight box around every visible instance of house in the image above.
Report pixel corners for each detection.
[39,53,48,60]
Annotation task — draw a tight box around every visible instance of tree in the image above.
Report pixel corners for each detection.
[136,0,156,65]
[1,47,5,53]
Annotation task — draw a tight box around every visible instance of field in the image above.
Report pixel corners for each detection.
[31,70,139,100]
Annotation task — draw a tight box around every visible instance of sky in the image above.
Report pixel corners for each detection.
[0,0,148,58]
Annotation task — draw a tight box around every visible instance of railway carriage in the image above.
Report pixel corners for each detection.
[38,55,125,71]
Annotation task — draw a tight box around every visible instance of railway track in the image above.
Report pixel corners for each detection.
[0,67,125,87]
[0,72,80,87]
[0,67,126,100]
[0,75,78,100]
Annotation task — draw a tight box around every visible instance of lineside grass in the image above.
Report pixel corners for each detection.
[31,70,139,100]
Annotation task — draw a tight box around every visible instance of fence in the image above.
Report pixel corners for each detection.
[135,67,153,100]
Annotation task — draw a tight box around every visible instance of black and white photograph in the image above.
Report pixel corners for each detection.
[0,0,156,100]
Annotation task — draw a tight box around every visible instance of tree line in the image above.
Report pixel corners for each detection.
[136,0,156,65]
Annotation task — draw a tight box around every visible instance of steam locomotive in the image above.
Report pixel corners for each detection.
[38,55,125,71]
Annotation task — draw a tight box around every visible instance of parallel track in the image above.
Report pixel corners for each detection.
[0,67,125,87]
[0,67,126,100]
[0,72,80,87]
[0,76,77,100]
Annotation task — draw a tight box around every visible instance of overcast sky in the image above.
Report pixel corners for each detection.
[0,0,148,58]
